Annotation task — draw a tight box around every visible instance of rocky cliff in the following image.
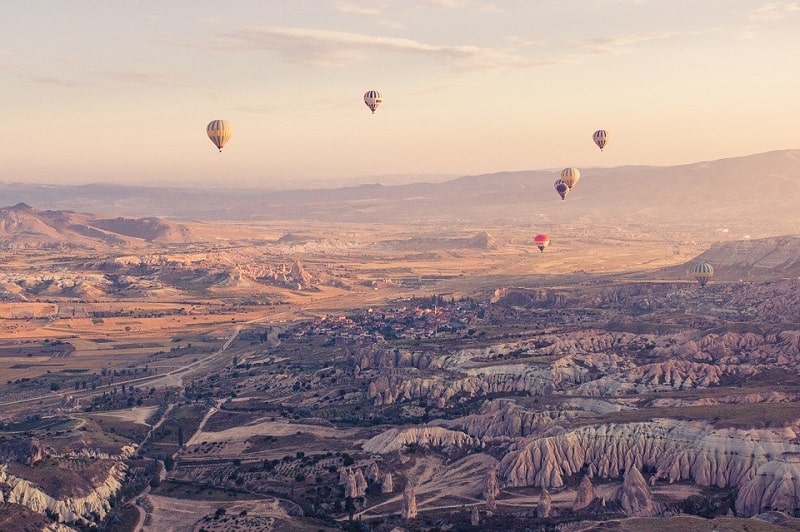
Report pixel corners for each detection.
[362,426,482,454]
[736,452,800,516]
[499,419,800,490]
[0,461,127,525]
[615,466,659,517]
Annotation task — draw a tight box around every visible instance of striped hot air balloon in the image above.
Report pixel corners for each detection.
[560,167,581,190]
[207,120,232,152]
[533,234,550,253]
[554,179,569,200]
[693,262,714,287]
[364,90,382,113]
[593,129,608,151]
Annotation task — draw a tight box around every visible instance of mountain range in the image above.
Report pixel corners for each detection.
[0,150,798,236]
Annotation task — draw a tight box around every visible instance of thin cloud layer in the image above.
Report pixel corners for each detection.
[211,26,529,70]
[750,2,800,20]
[577,30,679,54]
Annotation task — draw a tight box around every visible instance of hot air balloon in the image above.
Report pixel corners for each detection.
[364,90,382,113]
[560,168,581,190]
[554,179,569,200]
[693,262,714,287]
[533,234,550,253]
[207,120,232,152]
[593,129,608,151]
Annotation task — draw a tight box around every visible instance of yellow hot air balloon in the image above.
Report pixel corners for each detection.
[693,262,714,287]
[560,167,581,190]
[207,120,232,152]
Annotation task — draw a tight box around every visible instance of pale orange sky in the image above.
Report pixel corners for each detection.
[1,1,799,188]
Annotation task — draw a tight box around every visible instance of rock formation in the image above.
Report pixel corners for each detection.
[354,468,367,497]
[342,469,358,499]
[339,467,350,486]
[0,462,126,525]
[572,475,595,511]
[362,426,481,454]
[0,438,44,467]
[484,467,499,510]
[365,462,380,483]
[615,466,659,517]
[290,260,313,289]
[471,506,480,525]
[381,473,393,494]
[736,452,800,516]
[499,419,800,490]
[537,489,552,518]
[402,483,417,520]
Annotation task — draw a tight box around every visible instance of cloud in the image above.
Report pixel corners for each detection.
[418,0,500,11]
[576,30,680,54]
[334,1,386,15]
[95,71,167,83]
[210,26,528,70]
[418,0,500,10]
[750,2,800,21]
[28,75,83,88]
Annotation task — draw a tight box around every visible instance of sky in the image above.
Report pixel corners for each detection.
[1,0,799,188]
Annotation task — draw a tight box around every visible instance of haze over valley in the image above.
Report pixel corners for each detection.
[2,152,800,530]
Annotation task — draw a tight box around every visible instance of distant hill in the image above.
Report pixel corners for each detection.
[0,203,194,248]
[649,235,800,282]
[1,150,799,236]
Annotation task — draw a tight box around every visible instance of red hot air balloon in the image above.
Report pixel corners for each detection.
[534,234,550,253]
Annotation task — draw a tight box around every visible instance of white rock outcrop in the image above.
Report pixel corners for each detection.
[0,462,126,525]
[499,419,800,489]
[572,475,595,511]
[362,426,481,454]
[736,452,800,516]
[616,466,659,517]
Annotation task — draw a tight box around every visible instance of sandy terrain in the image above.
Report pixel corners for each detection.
[189,417,360,446]
[143,494,291,532]
[88,406,159,425]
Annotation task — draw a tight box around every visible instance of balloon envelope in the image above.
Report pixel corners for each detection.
[693,262,714,287]
[207,120,232,152]
[560,168,581,189]
[554,179,569,200]
[533,234,550,252]
[593,129,608,151]
[364,90,382,113]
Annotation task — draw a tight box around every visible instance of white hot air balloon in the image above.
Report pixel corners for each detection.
[364,90,382,114]
[592,129,608,151]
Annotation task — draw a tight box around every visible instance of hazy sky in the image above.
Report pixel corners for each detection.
[2,1,799,187]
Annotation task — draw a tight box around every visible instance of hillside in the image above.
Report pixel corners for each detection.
[1,151,799,237]
[0,203,196,248]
